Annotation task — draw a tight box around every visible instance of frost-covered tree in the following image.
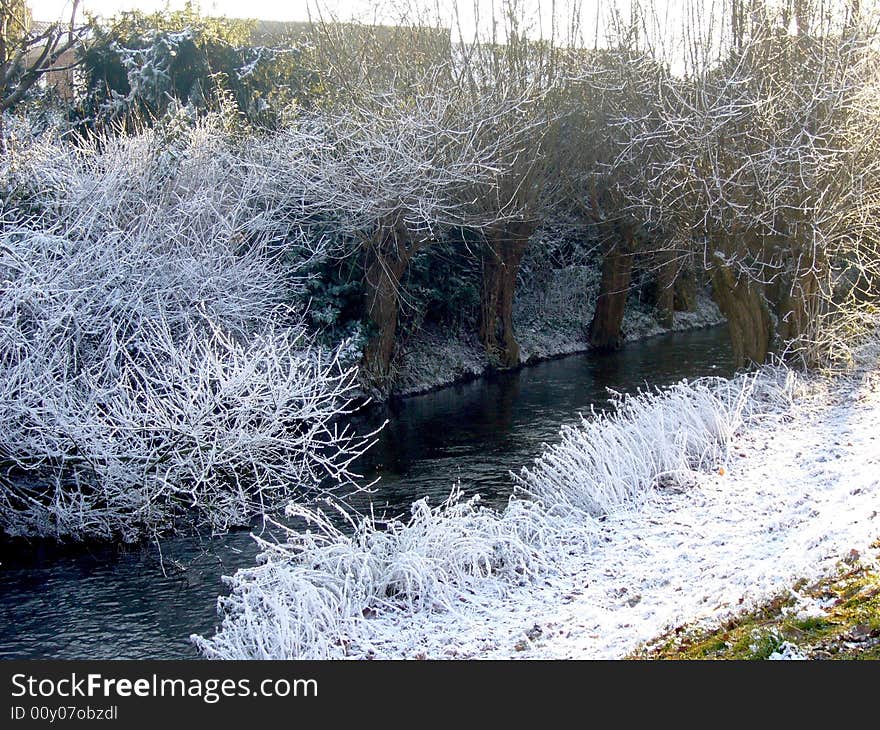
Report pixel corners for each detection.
[449,20,567,368]
[616,1,880,367]
[296,79,527,388]
[556,44,673,351]
[1,0,85,147]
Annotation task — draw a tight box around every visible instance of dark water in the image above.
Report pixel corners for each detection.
[0,326,733,659]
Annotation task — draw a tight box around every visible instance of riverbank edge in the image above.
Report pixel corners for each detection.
[507,339,880,660]
[0,293,724,556]
[192,327,880,659]
[377,287,726,401]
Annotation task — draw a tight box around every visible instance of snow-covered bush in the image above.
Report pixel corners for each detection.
[192,488,591,659]
[193,368,794,659]
[512,375,761,514]
[0,117,371,541]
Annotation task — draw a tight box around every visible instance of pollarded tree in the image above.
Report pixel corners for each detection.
[471,89,554,369]
[452,21,566,369]
[617,1,880,367]
[297,76,525,388]
[286,17,480,388]
[556,43,673,351]
[619,48,787,366]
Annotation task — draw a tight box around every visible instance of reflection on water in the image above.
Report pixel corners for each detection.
[0,326,733,659]
[353,325,735,513]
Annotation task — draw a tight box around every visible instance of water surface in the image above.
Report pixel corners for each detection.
[0,326,734,659]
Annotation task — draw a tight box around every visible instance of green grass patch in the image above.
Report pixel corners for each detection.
[630,542,880,660]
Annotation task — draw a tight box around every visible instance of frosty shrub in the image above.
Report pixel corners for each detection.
[193,368,795,659]
[512,375,762,514]
[192,488,591,659]
[0,117,372,541]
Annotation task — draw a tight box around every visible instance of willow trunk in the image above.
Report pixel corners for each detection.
[589,226,636,351]
[479,223,532,369]
[361,232,413,386]
[709,252,774,368]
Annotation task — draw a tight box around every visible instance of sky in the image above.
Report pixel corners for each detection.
[28,1,637,39]
[27,1,600,52]
[25,1,754,69]
[27,1,681,53]
[31,1,344,23]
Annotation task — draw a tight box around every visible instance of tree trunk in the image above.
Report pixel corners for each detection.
[479,222,532,369]
[674,268,698,312]
[361,228,413,387]
[654,250,676,329]
[776,248,826,366]
[709,252,774,368]
[589,224,636,351]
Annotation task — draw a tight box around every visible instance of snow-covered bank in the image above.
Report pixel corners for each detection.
[190,332,880,660]
[193,367,756,658]
[503,362,880,659]
[390,269,724,397]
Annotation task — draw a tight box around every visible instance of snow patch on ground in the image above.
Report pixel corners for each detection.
[768,642,809,660]
[392,327,488,395]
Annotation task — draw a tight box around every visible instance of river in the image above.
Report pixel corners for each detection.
[0,326,734,659]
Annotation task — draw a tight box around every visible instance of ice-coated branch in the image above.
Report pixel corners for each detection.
[0,116,375,541]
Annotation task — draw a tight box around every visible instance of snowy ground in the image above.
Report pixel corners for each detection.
[393,266,724,397]
[349,380,878,659]
[467,364,880,659]
[194,336,880,659]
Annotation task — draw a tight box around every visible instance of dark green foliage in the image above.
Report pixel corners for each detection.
[293,234,483,349]
[73,4,322,130]
[400,236,483,331]
[301,253,365,337]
